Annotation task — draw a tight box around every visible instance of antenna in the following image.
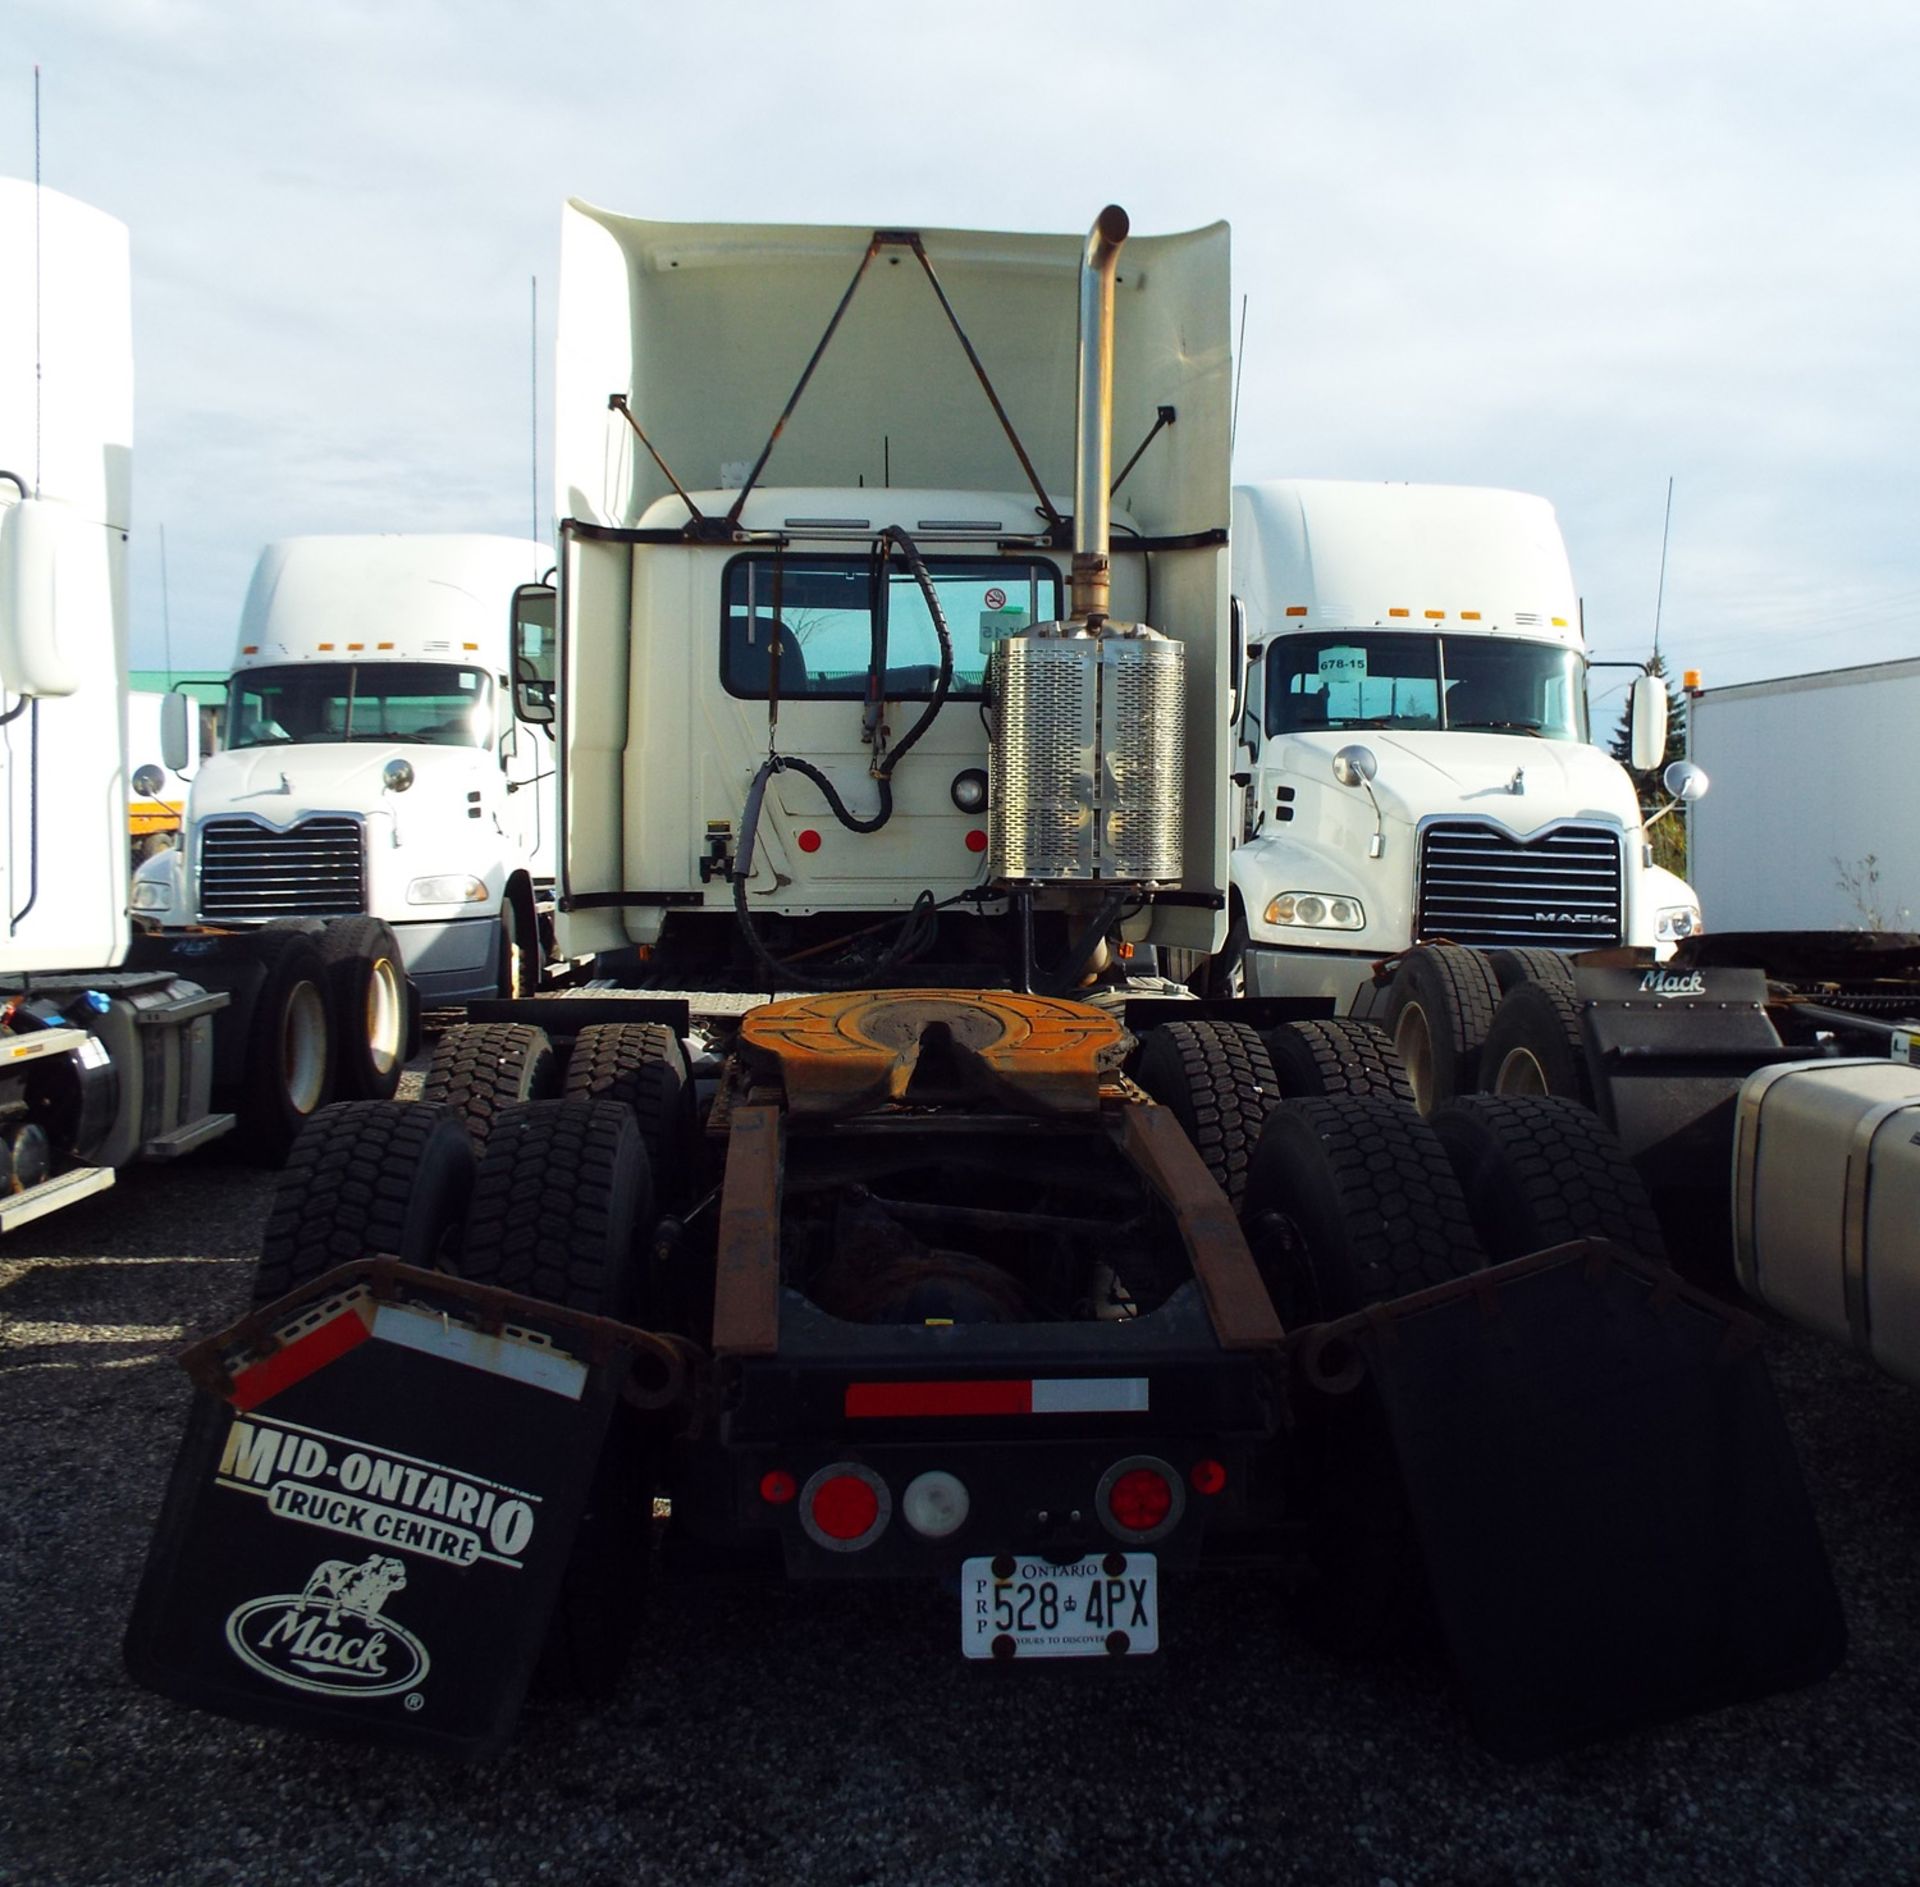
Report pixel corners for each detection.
[1651,475,1674,661]
[529,275,539,548]
[1230,292,1248,460]
[160,524,173,686]
[34,64,43,495]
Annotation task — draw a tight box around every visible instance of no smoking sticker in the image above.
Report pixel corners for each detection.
[983,587,1007,610]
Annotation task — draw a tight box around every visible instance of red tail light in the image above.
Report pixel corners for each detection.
[1097,1455,1186,1544]
[799,1464,891,1552]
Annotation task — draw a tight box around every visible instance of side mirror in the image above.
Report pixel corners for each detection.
[1332,744,1378,788]
[1227,595,1246,730]
[1629,673,1668,771]
[1663,759,1709,802]
[160,691,191,773]
[0,497,81,696]
[511,583,556,727]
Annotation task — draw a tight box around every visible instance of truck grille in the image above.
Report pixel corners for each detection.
[199,817,366,922]
[1416,820,1623,949]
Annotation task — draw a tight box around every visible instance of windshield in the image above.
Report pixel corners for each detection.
[721,554,1062,700]
[227,663,494,750]
[1263,633,1587,742]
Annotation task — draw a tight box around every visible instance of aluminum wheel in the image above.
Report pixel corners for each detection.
[281,979,330,1119]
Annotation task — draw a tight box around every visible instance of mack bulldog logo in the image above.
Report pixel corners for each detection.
[226,1554,429,1699]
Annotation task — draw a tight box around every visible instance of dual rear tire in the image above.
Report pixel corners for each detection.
[253,1093,660,1702]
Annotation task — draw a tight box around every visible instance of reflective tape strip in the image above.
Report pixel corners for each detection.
[843,1377,1149,1418]
[229,1305,372,1411]
[1030,1377,1149,1413]
[371,1303,587,1401]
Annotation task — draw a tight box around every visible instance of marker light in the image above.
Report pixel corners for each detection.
[760,1470,798,1505]
[1190,1458,1228,1496]
[901,1470,971,1539]
[800,1464,891,1552]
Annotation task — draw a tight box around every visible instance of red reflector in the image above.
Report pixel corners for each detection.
[965,828,988,853]
[760,1470,798,1505]
[228,1306,371,1411]
[1190,1458,1228,1496]
[797,828,823,853]
[1108,1466,1174,1533]
[811,1473,881,1541]
[846,1379,1030,1418]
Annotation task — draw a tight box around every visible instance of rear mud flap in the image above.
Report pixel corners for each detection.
[125,1262,691,1758]
[1297,1242,1845,1759]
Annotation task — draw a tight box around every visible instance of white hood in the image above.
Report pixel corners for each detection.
[1288,729,1641,832]
[191,741,493,824]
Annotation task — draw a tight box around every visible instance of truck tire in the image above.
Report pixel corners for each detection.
[317,916,409,1102]
[1133,1020,1277,1211]
[1241,1095,1486,1322]
[1380,944,1502,1114]
[460,1099,654,1698]
[1262,1019,1414,1107]
[253,1101,475,1308]
[421,1022,557,1144]
[227,927,337,1165]
[1481,977,1594,1106]
[1430,1093,1668,1264]
[460,1099,653,1312]
[562,1022,698,1211]
[1486,947,1576,994]
[1241,1097,1484,1656]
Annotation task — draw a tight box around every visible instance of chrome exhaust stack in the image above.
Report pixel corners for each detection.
[988,205,1186,888]
[1071,204,1130,622]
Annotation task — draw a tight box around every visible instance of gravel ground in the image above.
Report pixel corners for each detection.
[3,1149,1918,1887]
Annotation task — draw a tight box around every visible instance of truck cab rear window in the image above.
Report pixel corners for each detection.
[721,555,1061,700]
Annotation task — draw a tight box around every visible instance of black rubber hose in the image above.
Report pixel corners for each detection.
[728,524,957,988]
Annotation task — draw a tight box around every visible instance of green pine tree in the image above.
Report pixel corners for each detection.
[1607,651,1690,878]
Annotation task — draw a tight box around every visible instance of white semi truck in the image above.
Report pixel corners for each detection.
[1687,656,1920,934]
[0,180,402,1226]
[1223,480,1702,1012]
[132,534,556,1006]
[129,200,1844,1763]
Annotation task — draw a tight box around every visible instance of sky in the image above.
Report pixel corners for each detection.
[9,0,1918,711]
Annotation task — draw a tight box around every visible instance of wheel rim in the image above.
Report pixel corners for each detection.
[282,981,329,1116]
[364,955,403,1077]
[1496,1045,1549,1097]
[1394,1002,1435,1114]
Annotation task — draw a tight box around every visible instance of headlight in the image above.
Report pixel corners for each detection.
[1265,892,1365,930]
[407,875,489,905]
[1655,905,1701,941]
[129,879,172,912]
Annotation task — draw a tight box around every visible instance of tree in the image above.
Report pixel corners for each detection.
[1607,651,1690,877]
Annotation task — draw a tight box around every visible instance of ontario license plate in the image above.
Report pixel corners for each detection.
[960,1554,1159,1659]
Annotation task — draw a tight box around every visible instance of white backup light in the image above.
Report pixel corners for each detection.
[901,1470,970,1539]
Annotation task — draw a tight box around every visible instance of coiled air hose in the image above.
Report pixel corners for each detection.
[731,525,956,990]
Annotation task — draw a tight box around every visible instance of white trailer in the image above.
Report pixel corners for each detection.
[0,179,407,1225]
[133,534,557,1004]
[1689,657,1920,935]
[1224,480,1701,1013]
